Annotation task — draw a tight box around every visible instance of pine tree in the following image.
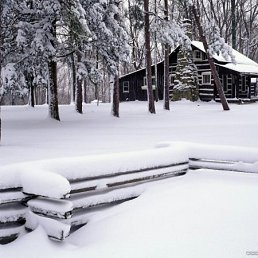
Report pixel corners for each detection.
[126,0,145,71]
[173,19,199,102]
[0,1,28,105]
[81,0,130,117]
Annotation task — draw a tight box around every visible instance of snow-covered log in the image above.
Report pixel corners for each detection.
[25,211,70,241]
[0,147,188,242]
[0,225,25,245]
[3,142,258,243]
[156,142,258,173]
[0,186,27,244]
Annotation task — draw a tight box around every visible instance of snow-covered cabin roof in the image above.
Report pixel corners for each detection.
[217,63,258,76]
[192,41,258,65]
[192,41,258,75]
[120,41,258,78]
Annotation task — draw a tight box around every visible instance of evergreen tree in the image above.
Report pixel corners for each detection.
[152,5,193,103]
[126,0,145,71]
[173,19,199,102]
[81,0,130,117]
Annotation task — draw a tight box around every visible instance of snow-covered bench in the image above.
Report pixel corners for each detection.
[0,147,188,242]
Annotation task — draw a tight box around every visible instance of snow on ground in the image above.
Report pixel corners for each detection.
[1,100,258,166]
[1,170,258,258]
[1,100,258,257]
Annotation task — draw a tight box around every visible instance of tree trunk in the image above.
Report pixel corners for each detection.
[154,0,159,102]
[0,2,3,142]
[191,3,230,111]
[231,0,237,49]
[163,0,170,110]
[70,53,76,104]
[48,19,60,120]
[144,0,155,114]
[94,50,99,102]
[30,84,35,107]
[76,50,83,114]
[76,77,83,113]
[83,78,87,103]
[48,60,60,120]
[112,73,120,117]
[28,73,35,107]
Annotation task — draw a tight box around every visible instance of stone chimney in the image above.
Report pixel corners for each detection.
[182,18,193,40]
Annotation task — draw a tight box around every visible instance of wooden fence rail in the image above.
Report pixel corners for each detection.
[1,143,258,244]
[0,147,188,243]
[0,187,27,244]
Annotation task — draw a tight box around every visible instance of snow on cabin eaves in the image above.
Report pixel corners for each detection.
[192,40,258,75]
[217,63,258,76]
[191,40,258,66]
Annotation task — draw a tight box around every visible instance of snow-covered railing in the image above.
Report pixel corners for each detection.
[157,142,258,174]
[2,142,257,244]
[0,185,27,244]
[0,147,188,243]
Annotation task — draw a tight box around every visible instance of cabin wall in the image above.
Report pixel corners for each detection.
[216,67,256,100]
[119,45,257,103]
[119,50,178,102]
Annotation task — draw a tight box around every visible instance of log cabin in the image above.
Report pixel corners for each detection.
[119,40,258,103]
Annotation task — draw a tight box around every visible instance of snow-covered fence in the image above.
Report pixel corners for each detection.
[157,142,258,174]
[0,185,27,244]
[0,147,188,243]
[2,142,257,244]
[189,145,258,173]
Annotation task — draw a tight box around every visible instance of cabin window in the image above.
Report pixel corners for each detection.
[123,81,129,93]
[202,53,207,60]
[202,72,211,84]
[193,50,202,61]
[143,76,156,88]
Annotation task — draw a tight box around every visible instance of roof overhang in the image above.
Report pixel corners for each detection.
[217,63,258,77]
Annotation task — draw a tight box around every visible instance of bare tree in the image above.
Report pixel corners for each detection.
[144,0,156,114]
[197,0,258,61]
[48,20,60,121]
[191,1,230,111]
[231,0,237,49]
[76,47,83,114]
[112,72,120,117]
[0,1,3,142]
[163,0,170,110]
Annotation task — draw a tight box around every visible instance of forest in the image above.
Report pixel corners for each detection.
[0,0,258,118]
[1,1,258,254]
